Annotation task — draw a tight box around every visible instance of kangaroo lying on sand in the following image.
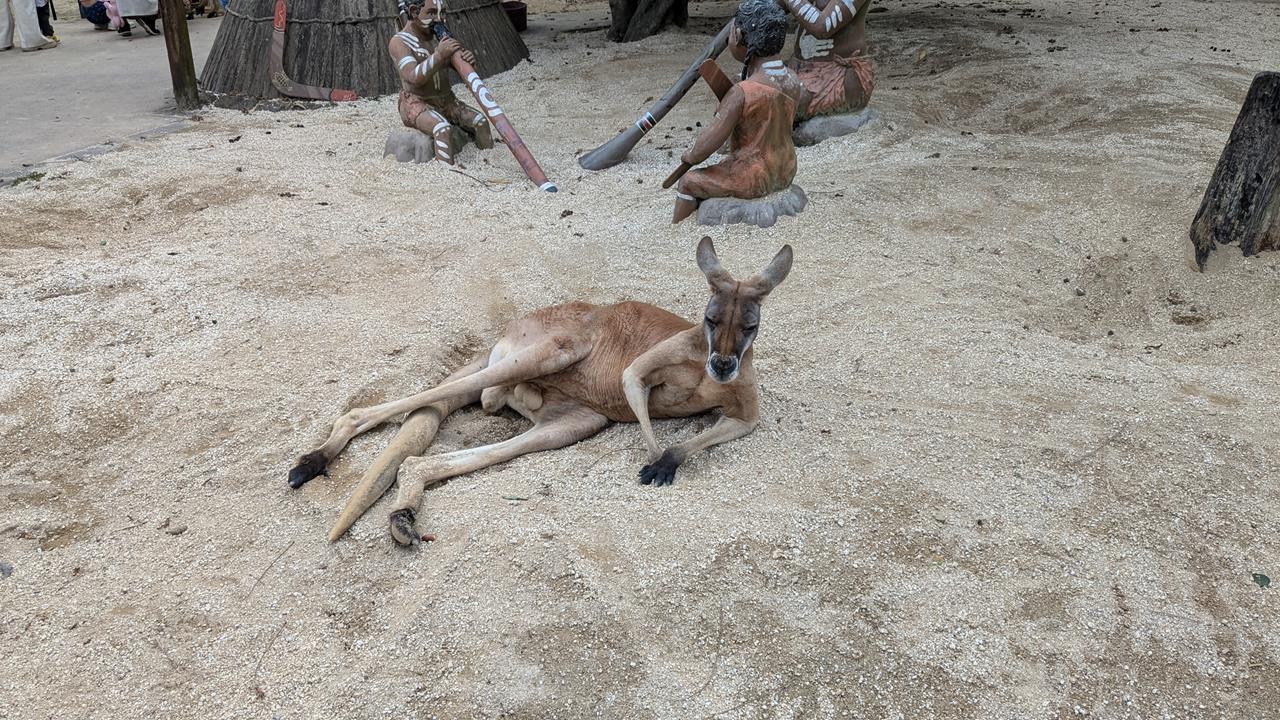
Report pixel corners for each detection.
[289,237,793,545]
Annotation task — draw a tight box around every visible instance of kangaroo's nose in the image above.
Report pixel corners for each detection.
[711,356,735,373]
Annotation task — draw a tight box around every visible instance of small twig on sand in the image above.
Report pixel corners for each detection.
[249,620,287,695]
[578,445,645,479]
[111,516,146,535]
[679,605,727,701]
[246,541,294,600]
[447,167,508,189]
[1066,423,1129,468]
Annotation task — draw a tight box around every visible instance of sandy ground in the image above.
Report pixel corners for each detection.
[2,1,1279,718]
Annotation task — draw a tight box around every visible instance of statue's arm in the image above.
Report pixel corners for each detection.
[389,35,447,87]
[780,0,857,39]
[682,87,745,166]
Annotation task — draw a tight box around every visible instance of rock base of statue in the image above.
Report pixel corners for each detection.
[793,108,877,147]
[384,127,469,164]
[697,185,808,228]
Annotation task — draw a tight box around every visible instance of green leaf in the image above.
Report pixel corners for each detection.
[1252,573,1271,589]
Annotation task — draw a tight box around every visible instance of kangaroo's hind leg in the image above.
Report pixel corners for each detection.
[288,359,485,490]
[389,400,609,546]
[288,334,586,490]
[324,360,486,541]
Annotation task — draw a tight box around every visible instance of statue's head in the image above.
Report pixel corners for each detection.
[404,0,444,28]
[730,0,788,63]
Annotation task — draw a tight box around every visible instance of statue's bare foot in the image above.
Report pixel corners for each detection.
[288,451,328,489]
[389,509,421,546]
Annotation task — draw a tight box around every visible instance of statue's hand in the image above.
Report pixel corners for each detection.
[459,48,476,65]
[436,37,462,61]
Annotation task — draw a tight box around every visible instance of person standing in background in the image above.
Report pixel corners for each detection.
[0,0,58,51]
[35,0,55,40]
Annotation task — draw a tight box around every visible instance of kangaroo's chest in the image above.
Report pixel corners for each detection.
[647,363,725,418]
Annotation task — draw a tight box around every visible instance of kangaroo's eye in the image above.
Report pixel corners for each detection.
[704,317,717,326]
[742,325,758,334]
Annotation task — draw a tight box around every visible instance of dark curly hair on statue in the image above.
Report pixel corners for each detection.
[734,0,789,74]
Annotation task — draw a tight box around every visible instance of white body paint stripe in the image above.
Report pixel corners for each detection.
[675,192,695,201]
[840,0,855,11]
[398,56,415,69]
[465,71,505,118]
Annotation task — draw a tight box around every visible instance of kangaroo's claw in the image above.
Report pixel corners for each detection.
[639,450,680,487]
[389,508,421,546]
[288,451,328,489]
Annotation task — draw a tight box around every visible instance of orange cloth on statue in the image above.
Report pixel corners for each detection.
[793,51,874,117]
[399,92,476,129]
[680,79,798,200]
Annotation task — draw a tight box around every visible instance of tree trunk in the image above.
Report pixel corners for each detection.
[158,0,200,110]
[608,0,688,42]
[1190,71,1280,269]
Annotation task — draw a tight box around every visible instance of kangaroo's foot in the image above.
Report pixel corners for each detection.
[288,450,328,489]
[639,449,680,487]
[389,508,421,546]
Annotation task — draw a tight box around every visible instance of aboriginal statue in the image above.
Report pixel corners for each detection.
[665,0,807,227]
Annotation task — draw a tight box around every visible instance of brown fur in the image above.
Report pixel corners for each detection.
[291,237,793,544]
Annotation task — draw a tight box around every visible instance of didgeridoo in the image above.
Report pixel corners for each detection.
[432,22,557,192]
[578,21,733,171]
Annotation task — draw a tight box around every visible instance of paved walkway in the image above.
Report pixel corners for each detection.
[0,11,223,179]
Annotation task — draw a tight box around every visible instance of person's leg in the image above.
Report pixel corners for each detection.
[13,0,53,49]
[1,0,15,50]
[35,1,53,38]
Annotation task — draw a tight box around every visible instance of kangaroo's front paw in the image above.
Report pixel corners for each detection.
[389,509,421,546]
[288,451,328,489]
[639,450,680,487]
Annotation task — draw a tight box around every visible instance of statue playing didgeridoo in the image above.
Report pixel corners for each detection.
[667,0,803,224]
[389,0,493,165]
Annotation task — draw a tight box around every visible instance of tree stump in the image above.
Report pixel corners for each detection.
[608,0,688,42]
[1190,71,1280,269]
[202,0,401,101]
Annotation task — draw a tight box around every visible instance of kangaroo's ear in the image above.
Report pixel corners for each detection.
[745,245,792,297]
[697,236,735,289]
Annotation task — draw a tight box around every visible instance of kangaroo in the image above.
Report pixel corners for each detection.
[288,237,793,545]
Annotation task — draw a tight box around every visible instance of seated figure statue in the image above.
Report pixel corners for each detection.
[670,0,803,224]
[777,0,875,138]
[388,0,493,164]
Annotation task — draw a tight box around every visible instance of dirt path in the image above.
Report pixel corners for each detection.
[1,1,1278,718]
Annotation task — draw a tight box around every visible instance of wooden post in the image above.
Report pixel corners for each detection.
[159,0,201,111]
[1190,72,1280,269]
